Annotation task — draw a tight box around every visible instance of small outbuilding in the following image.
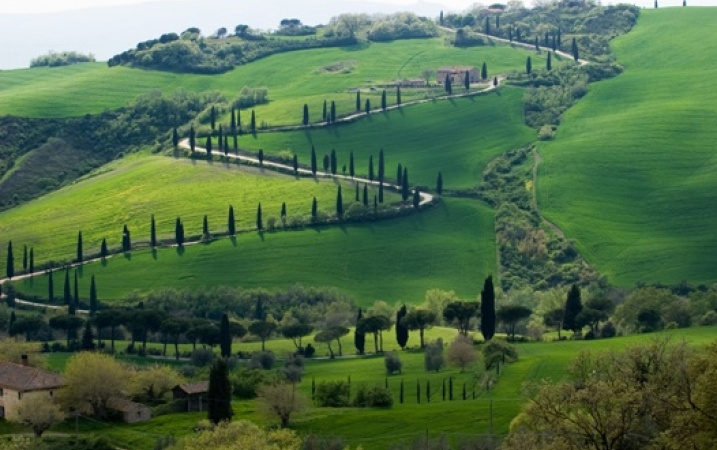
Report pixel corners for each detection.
[107,397,152,423]
[0,356,64,421]
[437,66,478,84]
[172,381,209,412]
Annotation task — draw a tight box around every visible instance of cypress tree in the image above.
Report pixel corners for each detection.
[48,270,54,302]
[323,155,329,172]
[100,238,108,258]
[228,206,236,235]
[439,10,443,24]
[81,321,94,351]
[563,284,583,333]
[230,107,237,133]
[293,154,299,174]
[76,231,83,262]
[22,245,27,270]
[205,135,212,156]
[311,146,317,175]
[281,202,287,219]
[481,62,488,80]
[336,186,344,217]
[233,132,238,152]
[363,184,369,206]
[349,151,355,177]
[207,358,233,424]
[397,163,403,185]
[464,71,470,91]
[508,25,513,42]
[330,101,336,123]
[237,109,242,134]
[210,105,216,130]
[547,51,552,71]
[484,16,491,34]
[258,149,264,165]
[172,127,179,148]
[493,77,498,87]
[572,37,579,62]
[29,248,34,273]
[203,215,210,238]
[354,308,365,354]
[654,0,658,7]
[557,28,562,46]
[378,149,385,181]
[526,56,532,75]
[73,270,79,309]
[396,86,402,105]
[400,379,404,404]
[256,203,263,230]
[175,218,184,246]
[220,313,231,358]
[250,110,256,133]
[189,125,196,152]
[122,225,131,252]
[356,90,361,111]
[402,168,409,201]
[311,197,318,221]
[368,155,374,181]
[396,305,409,349]
[150,215,157,248]
[381,90,387,110]
[445,74,452,94]
[535,36,539,51]
[365,99,371,114]
[355,183,360,202]
[436,171,443,195]
[552,34,557,51]
[89,275,97,316]
[413,188,420,208]
[323,100,327,121]
[224,134,229,156]
[330,149,337,175]
[63,270,71,306]
[480,275,496,341]
[218,125,224,153]
[303,104,309,125]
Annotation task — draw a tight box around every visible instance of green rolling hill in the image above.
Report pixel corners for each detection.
[537,8,717,286]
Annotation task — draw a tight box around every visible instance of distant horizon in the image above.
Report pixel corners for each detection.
[1,0,716,70]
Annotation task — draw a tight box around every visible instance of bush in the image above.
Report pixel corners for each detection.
[384,351,402,375]
[191,348,216,367]
[314,380,351,407]
[30,50,95,67]
[352,384,393,408]
[424,338,445,372]
[231,368,271,399]
[700,311,717,326]
[600,321,617,338]
[304,343,316,358]
[177,365,198,378]
[249,351,275,370]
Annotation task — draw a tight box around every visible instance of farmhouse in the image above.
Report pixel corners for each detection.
[437,66,478,84]
[172,381,209,412]
[0,356,64,421]
[107,397,152,423]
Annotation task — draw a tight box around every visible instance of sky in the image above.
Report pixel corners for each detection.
[0,0,714,69]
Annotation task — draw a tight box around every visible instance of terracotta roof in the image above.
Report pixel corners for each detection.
[0,361,64,391]
[107,397,150,413]
[174,381,209,395]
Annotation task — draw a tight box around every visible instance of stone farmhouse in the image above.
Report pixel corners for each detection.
[0,356,64,421]
[437,66,478,84]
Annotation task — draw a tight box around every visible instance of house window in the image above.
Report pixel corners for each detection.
[49,391,53,397]
[18,392,22,400]
[0,388,4,397]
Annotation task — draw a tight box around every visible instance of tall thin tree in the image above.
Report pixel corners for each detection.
[303,104,309,125]
[228,205,236,235]
[76,231,83,262]
[220,313,232,358]
[311,146,317,175]
[436,171,443,195]
[89,275,98,316]
[48,270,54,302]
[29,248,34,273]
[480,275,496,341]
[256,203,263,230]
[349,151,355,178]
[356,91,361,111]
[336,186,344,217]
[402,168,410,201]
[207,358,233,424]
[150,214,157,248]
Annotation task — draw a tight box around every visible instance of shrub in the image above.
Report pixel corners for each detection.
[304,343,316,358]
[600,321,617,338]
[191,348,216,367]
[314,381,351,407]
[231,368,271,399]
[352,384,393,408]
[384,352,402,375]
[177,365,198,378]
[424,338,445,372]
[249,351,275,370]
[700,311,717,326]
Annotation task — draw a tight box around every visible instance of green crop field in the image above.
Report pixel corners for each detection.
[537,8,717,286]
[0,153,401,274]
[0,38,545,122]
[243,88,535,189]
[16,197,496,306]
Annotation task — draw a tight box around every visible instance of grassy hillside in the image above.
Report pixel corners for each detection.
[0,39,544,122]
[243,88,535,189]
[537,8,717,286]
[16,197,496,306]
[0,153,400,273]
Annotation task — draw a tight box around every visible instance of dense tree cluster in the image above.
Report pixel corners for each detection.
[30,51,96,67]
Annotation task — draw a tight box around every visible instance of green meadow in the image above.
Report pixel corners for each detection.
[537,8,717,286]
[34,326,717,450]
[0,38,545,123]
[0,153,401,274]
[243,88,535,189]
[16,197,496,306]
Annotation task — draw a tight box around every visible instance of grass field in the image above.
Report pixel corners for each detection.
[0,38,545,123]
[242,88,535,189]
[537,8,717,286]
[29,326,717,450]
[15,197,496,306]
[0,153,403,275]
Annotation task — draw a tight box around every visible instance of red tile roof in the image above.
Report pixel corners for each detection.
[174,381,209,395]
[0,361,64,391]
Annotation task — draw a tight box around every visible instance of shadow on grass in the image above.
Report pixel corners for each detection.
[176,246,185,257]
